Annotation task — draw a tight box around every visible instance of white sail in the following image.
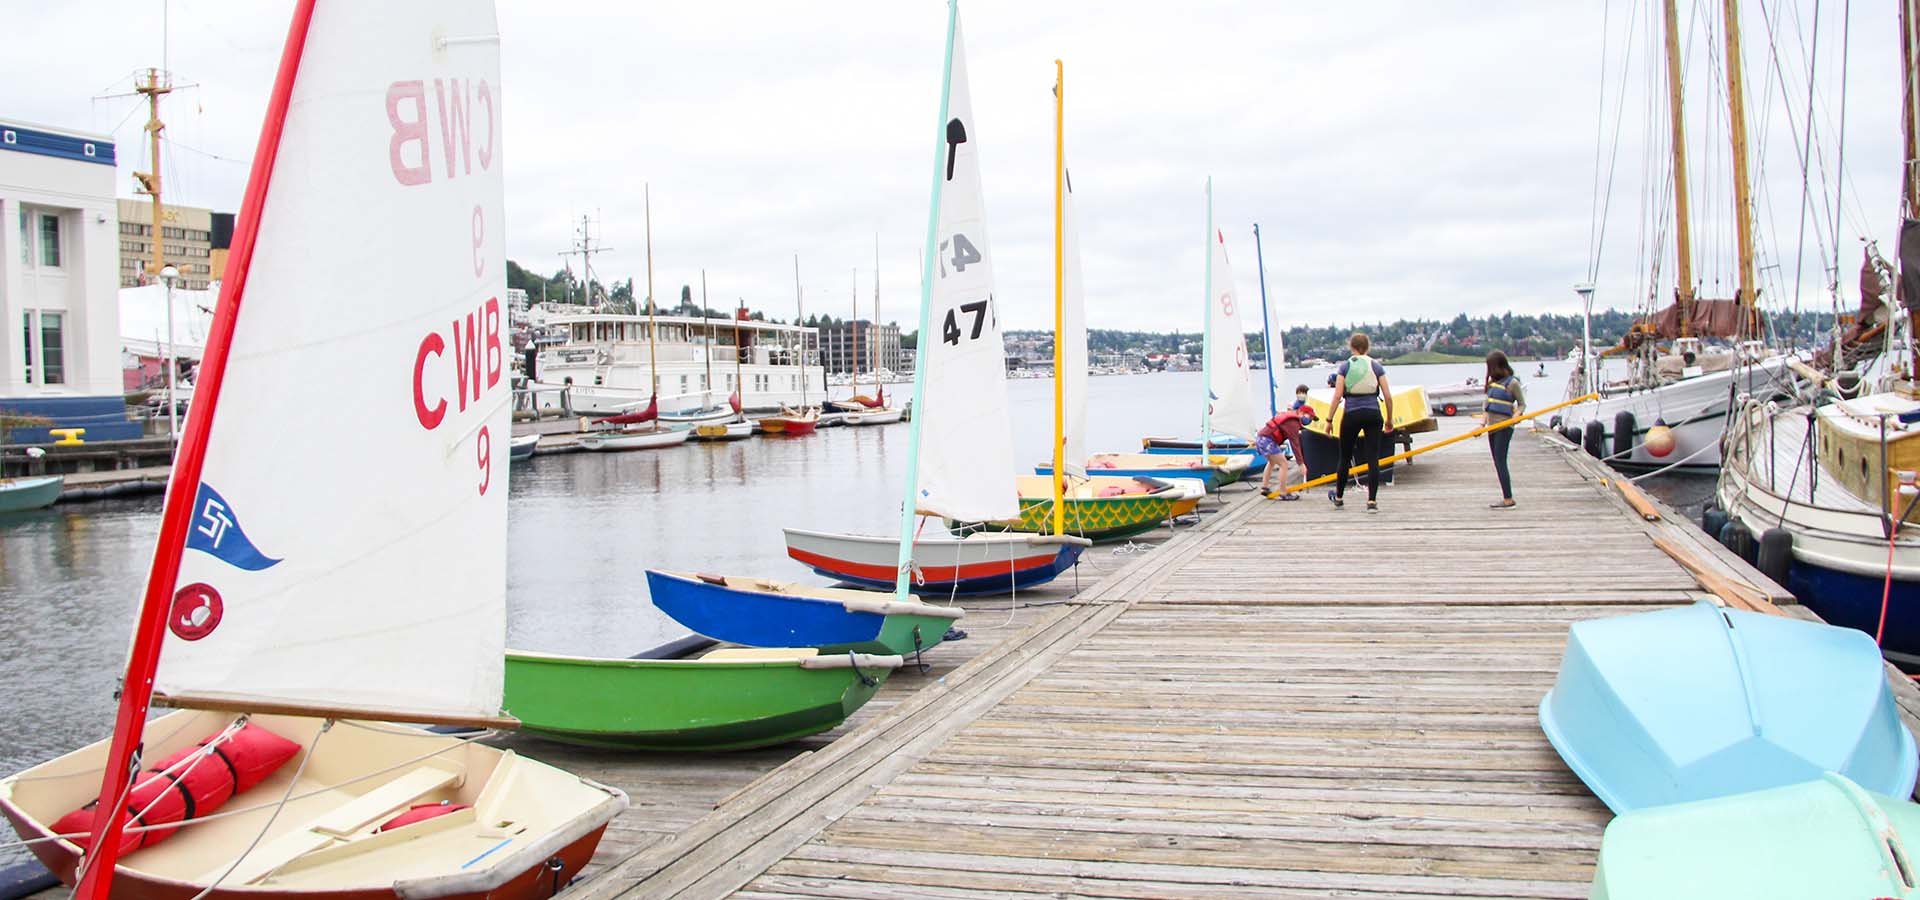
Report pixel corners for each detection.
[913,15,1020,522]
[1205,225,1260,440]
[154,0,509,720]
[1059,165,1088,478]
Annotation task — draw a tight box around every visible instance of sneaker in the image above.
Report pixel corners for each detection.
[1490,499,1516,509]
[1366,500,1378,514]
[1327,491,1344,508]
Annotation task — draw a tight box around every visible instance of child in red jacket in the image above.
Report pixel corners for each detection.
[1257,404,1315,497]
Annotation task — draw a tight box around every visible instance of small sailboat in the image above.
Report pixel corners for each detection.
[0,4,624,898]
[1038,451,1250,492]
[1589,773,1920,898]
[646,1,1037,646]
[998,66,1206,543]
[834,247,904,424]
[644,572,964,658]
[502,647,902,750]
[691,421,752,441]
[1539,601,1917,814]
[759,256,822,436]
[1137,220,1281,476]
[783,527,1084,596]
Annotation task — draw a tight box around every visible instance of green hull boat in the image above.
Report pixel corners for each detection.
[949,475,1185,544]
[1593,773,1920,898]
[503,647,902,751]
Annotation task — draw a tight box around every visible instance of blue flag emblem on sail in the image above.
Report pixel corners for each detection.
[184,483,281,571]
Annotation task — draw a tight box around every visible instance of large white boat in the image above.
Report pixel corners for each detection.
[1557,340,1795,472]
[528,310,825,416]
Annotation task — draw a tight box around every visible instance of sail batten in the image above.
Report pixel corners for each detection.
[150,0,511,722]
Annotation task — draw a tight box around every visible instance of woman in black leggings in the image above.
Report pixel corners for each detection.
[1327,333,1394,513]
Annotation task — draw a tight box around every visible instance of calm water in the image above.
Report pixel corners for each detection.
[0,360,1611,861]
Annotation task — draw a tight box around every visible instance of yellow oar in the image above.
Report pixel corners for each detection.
[1264,393,1600,500]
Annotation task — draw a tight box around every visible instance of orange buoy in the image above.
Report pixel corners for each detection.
[1645,422,1676,457]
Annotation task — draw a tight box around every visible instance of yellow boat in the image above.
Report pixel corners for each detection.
[950,476,1187,543]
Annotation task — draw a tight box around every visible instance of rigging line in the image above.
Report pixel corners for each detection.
[1778,0,1846,256]
[1827,0,1851,300]
[1781,0,1819,332]
[1757,0,1838,292]
[1591,0,1648,284]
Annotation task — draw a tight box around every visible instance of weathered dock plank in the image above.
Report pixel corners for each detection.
[559,419,1911,900]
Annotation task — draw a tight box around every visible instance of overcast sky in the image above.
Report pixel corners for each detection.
[4,0,1900,332]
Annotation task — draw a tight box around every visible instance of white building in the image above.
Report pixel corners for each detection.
[0,118,136,441]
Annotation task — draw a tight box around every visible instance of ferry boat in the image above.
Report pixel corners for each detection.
[527,310,826,417]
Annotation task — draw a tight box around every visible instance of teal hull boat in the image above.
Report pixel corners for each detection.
[1540,600,1917,814]
[0,476,62,513]
[1593,773,1920,898]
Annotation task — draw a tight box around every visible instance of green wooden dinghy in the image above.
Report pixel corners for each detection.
[503,647,902,751]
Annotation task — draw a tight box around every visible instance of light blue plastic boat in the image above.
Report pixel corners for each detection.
[1592,773,1920,898]
[1539,600,1917,814]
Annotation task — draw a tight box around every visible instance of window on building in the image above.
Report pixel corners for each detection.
[38,214,60,267]
[16,208,26,265]
[39,312,63,384]
[20,312,32,383]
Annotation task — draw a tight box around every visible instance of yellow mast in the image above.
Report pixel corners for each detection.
[1721,0,1759,337]
[1051,60,1066,536]
[1661,0,1696,334]
[645,184,658,399]
[133,67,172,280]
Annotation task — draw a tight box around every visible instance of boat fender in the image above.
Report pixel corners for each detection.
[1561,425,1580,446]
[1549,415,1563,430]
[1718,520,1756,563]
[1756,527,1793,588]
[379,802,472,832]
[1612,411,1636,458]
[1702,506,1730,542]
[1582,421,1605,459]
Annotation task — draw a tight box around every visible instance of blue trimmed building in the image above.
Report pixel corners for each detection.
[0,118,140,443]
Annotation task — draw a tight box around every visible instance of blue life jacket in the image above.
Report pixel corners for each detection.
[1486,376,1521,417]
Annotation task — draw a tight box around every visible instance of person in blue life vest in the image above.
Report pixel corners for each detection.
[1256,404,1316,497]
[1326,333,1394,513]
[1483,350,1527,509]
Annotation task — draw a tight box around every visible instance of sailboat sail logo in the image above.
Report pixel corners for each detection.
[185,483,281,571]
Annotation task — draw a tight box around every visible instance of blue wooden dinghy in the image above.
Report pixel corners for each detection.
[1539,600,1917,814]
[644,570,964,658]
[1591,773,1920,898]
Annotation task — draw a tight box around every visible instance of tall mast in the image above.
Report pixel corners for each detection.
[875,234,883,387]
[1662,0,1697,333]
[1051,60,1066,537]
[645,184,658,397]
[794,254,808,407]
[731,285,745,413]
[702,269,714,405]
[134,67,172,282]
[1253,223,1277,417]
[1202,177,1213,459]
[1721,0,1759,335]
[851,266,860,397]
[1903,0,1918,380]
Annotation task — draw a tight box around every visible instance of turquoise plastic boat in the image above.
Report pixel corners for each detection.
[1593,773,1920,898]
[1539,600,1917,814]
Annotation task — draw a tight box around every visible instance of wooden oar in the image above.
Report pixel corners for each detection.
[1263,393,1601,500]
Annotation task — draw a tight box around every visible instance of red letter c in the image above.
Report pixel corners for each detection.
[414,332,447,429]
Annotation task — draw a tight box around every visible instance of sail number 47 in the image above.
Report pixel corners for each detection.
[942,299,990,346]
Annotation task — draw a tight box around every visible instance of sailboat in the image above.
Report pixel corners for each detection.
[0,4,625,897]
[1138,223,1286,477]
[1713,0,1920,663]
[1036,181,1260,492]
[954,61,1195,543]
[584,187,695,449]
[691,272,753,441]
[758,255,822,436]
[837,257,905,426]
[648,0,1072,638]
[1556,0,1792,472]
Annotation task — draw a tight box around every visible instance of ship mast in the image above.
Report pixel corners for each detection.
[1722,0,1760,338]
[794,254,808,408]
[1661,0,1696,335]
[645,184,658,398]
[1903,0,1919,382]
[702,269,714,406]
[133,68,172,281]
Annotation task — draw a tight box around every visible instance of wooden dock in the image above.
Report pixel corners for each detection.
[549,418,1920,900]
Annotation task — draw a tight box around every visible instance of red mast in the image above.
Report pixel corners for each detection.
[73,2,317,895]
